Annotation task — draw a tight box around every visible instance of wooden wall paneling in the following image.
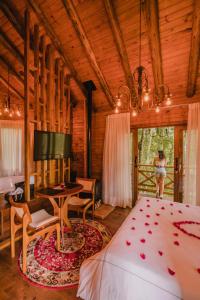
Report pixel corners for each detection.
[55,58,61,183]
[65,75,71,182]
[46,44,55,185]
[24,9,31,201]
[40,35,47,187]
[186,0,200,97]
[60,68,65,182]
[33,23,41,190]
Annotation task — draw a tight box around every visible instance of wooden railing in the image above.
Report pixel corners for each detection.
[138,164,174,197]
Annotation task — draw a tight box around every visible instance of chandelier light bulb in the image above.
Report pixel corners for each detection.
[9,111,13,117]
[155,106,160,113]
[16,109,21,117]
[166,98,172,106]
[143,92,150,102]
[114,106,119,114]
[117,100,121,107]
[4,107,9,113]
[0,110,2,116]
[132,109,137,117]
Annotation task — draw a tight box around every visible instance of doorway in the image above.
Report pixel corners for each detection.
[132,125,186,203]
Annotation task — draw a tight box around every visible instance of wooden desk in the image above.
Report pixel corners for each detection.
[35,184,83,232]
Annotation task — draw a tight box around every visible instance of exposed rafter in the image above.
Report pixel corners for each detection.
[26,0,86,98]
[0,55,34,96]
[62,0,114,108]
[0,75,24,100]
[0,0,34,49]
[186,0,200,97]
[0,28,24,64]
[103,0,136,97]
[143,0,164,92]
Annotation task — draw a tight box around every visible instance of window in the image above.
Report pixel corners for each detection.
[0,122,23,177]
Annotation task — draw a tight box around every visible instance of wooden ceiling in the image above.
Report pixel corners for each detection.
[0,0,199,112]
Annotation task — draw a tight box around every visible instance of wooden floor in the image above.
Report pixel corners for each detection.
[0,207,130,300]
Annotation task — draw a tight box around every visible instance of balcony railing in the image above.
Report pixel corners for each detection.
[138,164,174,197]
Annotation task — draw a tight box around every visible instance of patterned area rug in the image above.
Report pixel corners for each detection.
[18,218,111,289]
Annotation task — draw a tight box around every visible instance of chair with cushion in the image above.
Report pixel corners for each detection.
[68,177,96,223]
[9,196,60,273]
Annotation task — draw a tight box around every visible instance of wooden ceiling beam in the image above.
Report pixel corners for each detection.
[26,0,86,98]
[0,75,24,100]
[62,0,114,108]
[0,0,34,49]
[143,0,164,92]
[0,28,24,65]
[0,55,34,96]
[103,0,136,97]
[186,0,200,97]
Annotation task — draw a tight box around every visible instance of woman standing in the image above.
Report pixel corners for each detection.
[154,150,166,199]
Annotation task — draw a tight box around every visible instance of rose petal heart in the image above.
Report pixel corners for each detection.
[154,222,159,225]
[132,217,136,220]
[145,222,149,226]
[140,238,146,243]
[170,203,174,206]
[146,204,151,208]
[146,214,150,218]
[156,213,160,216]
[197,268,200,274]
[126,241,131,246]
[140,209,143,212]
[158,251,163,256]
[173,221,200,240]
[168,268,175,276]
[161,206,165,210]
[148,230,152,234]
[146,199,150,202]
[173,233,179,237]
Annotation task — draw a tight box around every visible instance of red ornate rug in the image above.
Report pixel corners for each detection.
[18,218,111,289]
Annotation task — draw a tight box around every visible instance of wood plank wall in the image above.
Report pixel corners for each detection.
[91,106,188,180]
[24,12,71,198]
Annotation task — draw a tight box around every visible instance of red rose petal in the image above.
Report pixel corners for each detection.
[158,251,163,256]
[146,199,150,202]
[146,214,150,218]
[178,210,182,214]
[140,209,143,212]
[168,268,175,276]
[156,213,160,216]
[174,241,180,246]
[161,206,165,210]
[173,233,179,237]
[140,238,146,243]
[146,204,151,208]
[186,204,190,208]
[170,203,174,206]
[170,212,173,215]
[156,199,159,202]
[126,241,131,246]
[154,222,159,225]
[148,230,152,234]
[132,217,136,220]
[131,227,135,230]
[145,222,150,226]
[197,268,200,274]
[140,253,146,260]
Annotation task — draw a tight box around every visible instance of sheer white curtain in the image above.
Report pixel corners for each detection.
[0,120,24,177]
[184,103,200,206]
[103,113,132,208]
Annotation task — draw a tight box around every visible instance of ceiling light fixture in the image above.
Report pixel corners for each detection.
[113,0,172,116]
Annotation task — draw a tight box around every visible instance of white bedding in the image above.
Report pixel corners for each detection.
[77,197,200,300]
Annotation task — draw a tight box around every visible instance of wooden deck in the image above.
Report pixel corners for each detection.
[0,207,130,300]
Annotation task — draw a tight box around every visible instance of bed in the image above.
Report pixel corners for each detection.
[77,197,200,300]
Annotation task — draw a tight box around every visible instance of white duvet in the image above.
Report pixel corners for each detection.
[77,197,200,300]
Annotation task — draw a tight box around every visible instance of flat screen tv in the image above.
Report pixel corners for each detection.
[34,130,72,161]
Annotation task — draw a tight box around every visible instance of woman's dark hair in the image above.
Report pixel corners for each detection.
[158,150,165,160]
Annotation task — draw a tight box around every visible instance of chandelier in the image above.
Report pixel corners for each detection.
[0,67,22,118]
[114,0,172,116]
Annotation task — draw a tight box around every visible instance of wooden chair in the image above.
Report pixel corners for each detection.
[68,178,96,223]
[9,196,60,273]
